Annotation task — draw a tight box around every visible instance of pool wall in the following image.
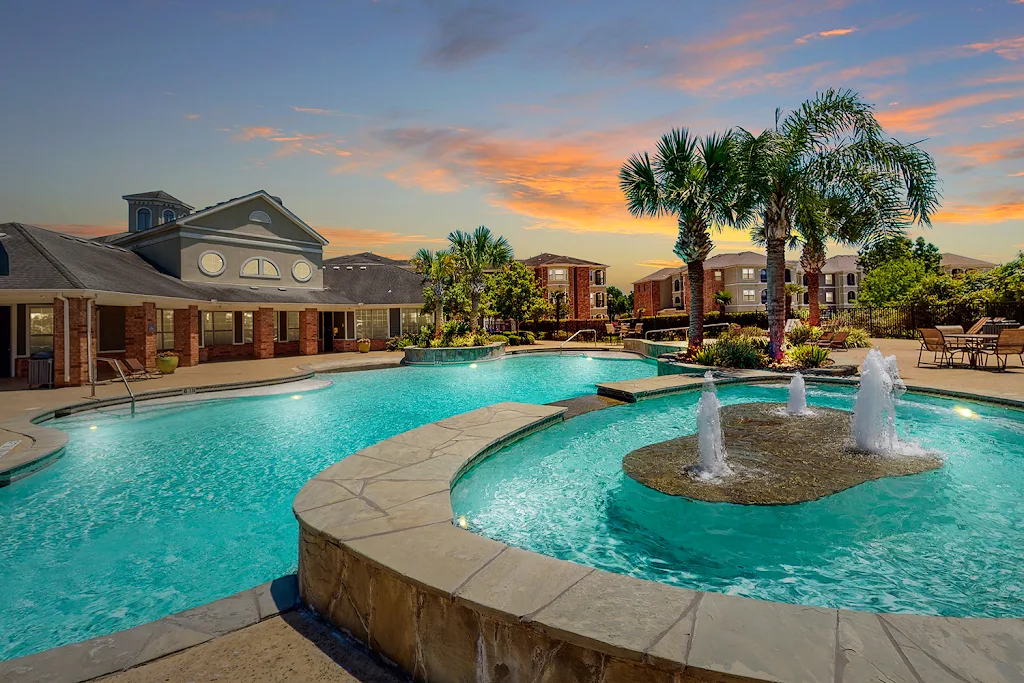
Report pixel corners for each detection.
[402,342,506,365]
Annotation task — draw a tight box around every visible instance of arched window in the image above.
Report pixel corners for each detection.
[803,292,809,305]
[802,274,808,285]
[248,210,272,224]
[847,291,857,303]
[760,289,768,304]
[240,257,281,279]
[784,269,792,283]
[137,207,152,231]
[760,269,767,283]
[846,273,855,286]
[673,279,680,291]
[162,209,175,224]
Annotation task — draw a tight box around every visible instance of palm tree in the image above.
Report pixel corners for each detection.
[620,129,744,347]
[784,283,805,319]
[734,89,940,360]
[713,289,732,314]
[448,225,514,331]
[410,248,455,335]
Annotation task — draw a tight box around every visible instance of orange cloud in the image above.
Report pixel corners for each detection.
[38,223,127,238]
[292,106,339,115]
[184,113,201,120]
[1009,171,1024,177]
[796,27,857,43]
[876,91,1023,132]
[316,227,445,253]
[233,126,352,158]
[636,259,682,269]
[933,194,1024,224]
[963,36,1024,60]
[943,138,1024,164]
[663,26,785,92]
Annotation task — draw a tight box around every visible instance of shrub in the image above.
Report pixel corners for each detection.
[521,331,536,345]
[551,330,568,341]
[440,320,471,347]
[690,345,720,366]
[506,334,521,346]
[415,325,435,348]
[385,335,416,351]
[839,326,870,348]
[537,331,547,340]
[786,323,822,346]
[788,344,832,368]
[737,326,767,338]
[489,334,509,344]
[714,337,767,368]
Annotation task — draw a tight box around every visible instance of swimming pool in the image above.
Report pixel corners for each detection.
[0,353,655,661]
[452,382,1024,619]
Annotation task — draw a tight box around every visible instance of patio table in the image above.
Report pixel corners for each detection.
[945,333,998,367]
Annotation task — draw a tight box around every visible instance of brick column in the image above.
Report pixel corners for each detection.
[125,302,157,370]
[253,308,275,359]
[173,305,200,366]
[298,308,318,356]
[573,267,591,319]
[53,297,92,387]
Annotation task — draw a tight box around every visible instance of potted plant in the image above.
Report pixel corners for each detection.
[357,338,371,353]
[156,351,179,374]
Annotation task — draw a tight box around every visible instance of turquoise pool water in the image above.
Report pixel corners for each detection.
[0,354,655,661]
[453,383,1024,618]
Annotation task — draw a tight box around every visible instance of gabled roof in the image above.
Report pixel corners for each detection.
[822,254,860,273]
[703,251,767,268]
[941,253,997,269]
[177,190,329,246]
[519,253,606,268]
[326,252,411,267]
[632,266,681,285]
[121,190,194,209]
[323,257,424,305]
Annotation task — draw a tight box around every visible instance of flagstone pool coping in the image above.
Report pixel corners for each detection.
[292,400,1024,683]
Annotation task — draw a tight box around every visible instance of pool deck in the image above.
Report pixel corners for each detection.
[5,337,1024,682]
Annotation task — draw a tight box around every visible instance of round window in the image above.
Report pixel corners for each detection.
[292,260,313,282]
[199,251,225,276]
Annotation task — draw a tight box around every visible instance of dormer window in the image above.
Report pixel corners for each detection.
[162,209,175,224]
[249,210,272,224]
[137,208,152,231]
[240,257,281,279]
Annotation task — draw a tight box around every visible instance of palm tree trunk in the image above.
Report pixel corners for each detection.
[471,295,480,332]
[687,258,705,347]
[766,236,787,361]
[433,285,443,336]
[807,272,821,325]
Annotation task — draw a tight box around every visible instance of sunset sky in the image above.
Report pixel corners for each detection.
[1,0,1022,288]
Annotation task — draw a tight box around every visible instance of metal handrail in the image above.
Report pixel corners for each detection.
[559,329,597,353]
[96,357,136,416]
[645,326,688,341]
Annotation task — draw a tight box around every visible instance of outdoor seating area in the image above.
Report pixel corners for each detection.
[917,320,1024,371]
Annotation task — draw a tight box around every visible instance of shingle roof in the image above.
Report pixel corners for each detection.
[323,259,424,305]
[822,254,860,273]
[121,190,193,209]
[703,251,767,268]
[941,253,997,269]
[518,253,606,267]
[632,266,681,284]
[325,252,411,267]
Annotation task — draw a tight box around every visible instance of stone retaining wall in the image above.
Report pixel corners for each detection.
[403,342,505,365]
[622,338,686,359]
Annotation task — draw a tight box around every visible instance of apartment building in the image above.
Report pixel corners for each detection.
[939,253,997,276]
[519,253,609,319]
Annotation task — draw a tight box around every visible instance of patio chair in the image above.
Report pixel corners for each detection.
[619,323,632,337]
[827,330,850,350]
[917,328,959,368]
[977,328,1024,372]
[632,323,644,339]
[965,317,990,335]
[814,332,835,348]
[125,358,161,379]
[605,323,619,342]
[935,324,964,336]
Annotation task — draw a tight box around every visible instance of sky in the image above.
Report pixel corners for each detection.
[1,0,1022,289]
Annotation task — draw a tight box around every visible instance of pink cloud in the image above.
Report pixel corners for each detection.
[963,36,1024,60]
[876,91,1023,132]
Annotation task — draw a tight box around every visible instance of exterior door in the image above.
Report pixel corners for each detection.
[0,306,11,378]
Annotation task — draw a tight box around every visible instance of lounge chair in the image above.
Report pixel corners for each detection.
[827,330,850,350]
[814,332,834,348]
[917,328,962,368]
[977,328,1024,372]
[124,358,161,380]
[965,317,990,335]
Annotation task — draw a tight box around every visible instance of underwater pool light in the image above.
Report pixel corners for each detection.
[291,395,302,400]
[953,406,977,419]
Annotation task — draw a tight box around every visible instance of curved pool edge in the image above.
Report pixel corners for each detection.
[0,371,323,487]
[294,401,1024,683]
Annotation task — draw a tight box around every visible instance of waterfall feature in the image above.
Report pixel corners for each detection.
[787,372,809,416]
[852,348,906,454]
[692,372,732,480]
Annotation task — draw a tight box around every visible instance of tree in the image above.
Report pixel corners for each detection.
[448,225,514,331]
[552,290,566,324]
[410,249,456,335]
[858,258,926,306]
[487,262,549,332]
[620,129,744,348]
[423,277,470,322]
[785,283,805,319]
[734,89,940,359]
[606,286,629,320]
[713,289,732,314]
[858,236,940,274]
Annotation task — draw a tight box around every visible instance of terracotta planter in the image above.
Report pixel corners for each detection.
[357,341,371,353]
[156,355,179,374]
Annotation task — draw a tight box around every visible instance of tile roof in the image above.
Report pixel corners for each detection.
[121,190,193,209]
[518,253,606,267]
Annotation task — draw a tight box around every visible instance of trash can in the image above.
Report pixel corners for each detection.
[28,351,54,389]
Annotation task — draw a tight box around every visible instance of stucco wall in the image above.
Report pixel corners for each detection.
[179,235,324,289]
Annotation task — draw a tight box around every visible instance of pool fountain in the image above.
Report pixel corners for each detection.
[623,355,942,504]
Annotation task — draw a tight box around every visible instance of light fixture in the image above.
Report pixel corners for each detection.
[89,425,98,430]
[469,363,478,369]
[953,406,976,418]
[291,395,302,400]
[457,516,468,529]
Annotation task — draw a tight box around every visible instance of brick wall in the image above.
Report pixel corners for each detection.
[173,305,200,367]
[53,297,94,387]
[253,308,275,359]
[571,267,590,319]
[335,339,387,352]
[199,343,254,362]
[535,267,548,289]
[298,308,318,356]
[275,341,299,356]
[125,302,157,370]
[632,282,660,317]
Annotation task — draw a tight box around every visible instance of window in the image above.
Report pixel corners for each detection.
[674,296,681,306]
[803,292,809,305]
[714,270,722,281]
[249,210,272,224]
[673,279,680,292]
[203,312,234,346]
[824,273,834,285]
[98,306,126,352]
[760,269,767,283]
[548,267,568,282]
[156,309,174,351]
[161,209,175,224]
[595,292,605,308]
[741,268,755,281]
[742,289,755,302]
[292,260,313,282]
[589,270,594,284]
[847,273,856,286]
[825,291,835,303]
[354,309,389,339]
[240,257,281,279]
[760,289,768,304]
[199,251,226,276]
[847,291,856,303]
[802,274,808,285]
[136,207,151,231]
[233,311,254,344]
[785,269,792,283]
[29,305,54,355]
[594,270,605,285]
[400,308,425,334]
[0,242,9,276]
[273,311,300,342]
